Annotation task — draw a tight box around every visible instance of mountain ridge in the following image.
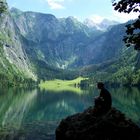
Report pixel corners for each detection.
[0,7,138,83]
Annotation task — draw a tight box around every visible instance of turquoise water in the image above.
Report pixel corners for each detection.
[0,86,140,139]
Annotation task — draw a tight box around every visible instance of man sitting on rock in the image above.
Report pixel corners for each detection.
[94,82,112,115]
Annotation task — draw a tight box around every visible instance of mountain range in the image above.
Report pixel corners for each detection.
[0,7,138,84]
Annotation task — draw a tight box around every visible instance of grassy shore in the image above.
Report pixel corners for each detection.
[39,77,87,94]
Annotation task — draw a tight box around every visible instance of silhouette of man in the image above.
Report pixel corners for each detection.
[94,82,112,114]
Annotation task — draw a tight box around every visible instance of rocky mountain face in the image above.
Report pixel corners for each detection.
[10,8,128,67]
[11,8,101,69]
[0,7,136,80]
[0,11,36,81]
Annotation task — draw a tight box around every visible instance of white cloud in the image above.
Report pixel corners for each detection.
[112,10,139,23]
[46,0,65,10]
[87,11,139,24]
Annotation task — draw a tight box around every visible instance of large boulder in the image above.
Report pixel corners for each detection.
[56,107,140,140]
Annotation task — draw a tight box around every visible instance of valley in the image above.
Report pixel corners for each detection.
[0,5,139,87]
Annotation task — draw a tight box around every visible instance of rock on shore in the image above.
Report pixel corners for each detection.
[56,107,140,140]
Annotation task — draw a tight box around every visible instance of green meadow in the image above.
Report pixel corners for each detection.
[39,77,87,94]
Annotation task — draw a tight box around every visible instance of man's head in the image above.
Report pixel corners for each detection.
[97,82,104,89]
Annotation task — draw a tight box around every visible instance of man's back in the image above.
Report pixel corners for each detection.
[100,87,112,110]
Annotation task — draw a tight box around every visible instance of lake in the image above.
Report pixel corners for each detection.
[0,86,140,140]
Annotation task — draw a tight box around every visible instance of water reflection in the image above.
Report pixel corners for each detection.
[110,87,140,125]
[0,86,140,139]
[0,88,37,129]
[0,87,92,125]
[26,90,93,122]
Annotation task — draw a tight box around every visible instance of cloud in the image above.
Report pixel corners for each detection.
[87,11,139,24]
[112,10,139,23]
[46,0,65,10]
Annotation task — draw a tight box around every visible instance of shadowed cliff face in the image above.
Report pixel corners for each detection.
[56,107,140,140]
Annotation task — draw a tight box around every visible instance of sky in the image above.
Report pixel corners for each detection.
[6,0,138,23]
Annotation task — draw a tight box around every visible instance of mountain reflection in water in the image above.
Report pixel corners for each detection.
[0,86,140,139]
